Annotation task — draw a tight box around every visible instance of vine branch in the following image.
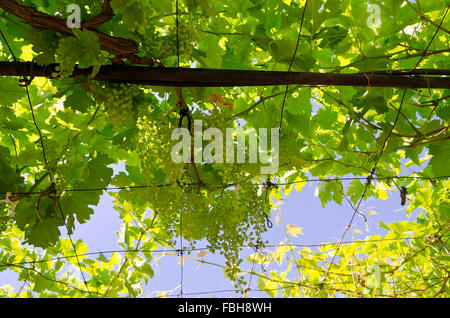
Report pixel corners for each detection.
[0,0,157,65]
[82,0,114,29]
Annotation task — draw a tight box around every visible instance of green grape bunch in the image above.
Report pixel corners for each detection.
[111,0,154,35]
[136,104,270,284]
[90,82,141,130]
[169,19,200,58]
[143,16,202,61]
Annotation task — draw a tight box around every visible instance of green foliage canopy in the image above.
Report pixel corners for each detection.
[0,0,449,298]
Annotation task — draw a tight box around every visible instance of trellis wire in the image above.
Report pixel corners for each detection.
[159,274,448,298]
[2,233,448,269]
[175,0,184,299]
[0,174,448,199]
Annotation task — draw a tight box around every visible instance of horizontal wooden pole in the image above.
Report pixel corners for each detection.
[1,62,450,89]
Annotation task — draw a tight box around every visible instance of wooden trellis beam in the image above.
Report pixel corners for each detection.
[1,62,450,89]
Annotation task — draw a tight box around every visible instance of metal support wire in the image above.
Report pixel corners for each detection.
[175,0,185,298]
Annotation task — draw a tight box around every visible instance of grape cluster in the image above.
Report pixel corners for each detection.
[136,108,270,289]
[137,116,180,178]
[143,17,202,61]
[110,0,154,35]
[169,19,200,58]
[90,83,140,130]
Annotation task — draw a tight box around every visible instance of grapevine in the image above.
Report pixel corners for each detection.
[135,101,271,288]
[0,0,448,299]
